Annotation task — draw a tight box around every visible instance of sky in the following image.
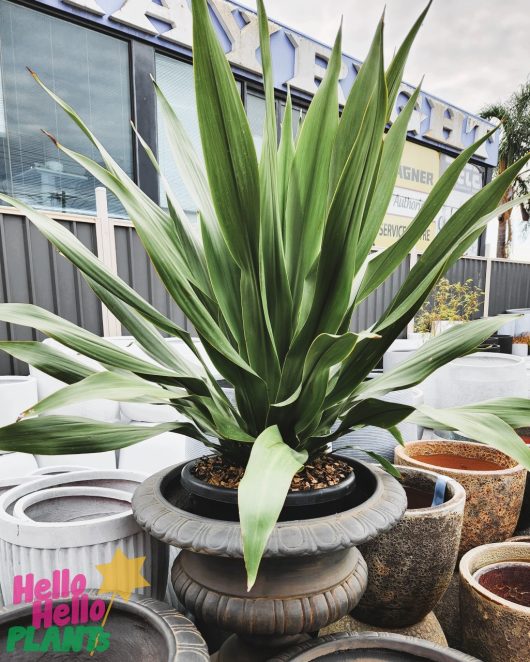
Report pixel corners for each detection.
[245,0,530,260]
[244,0,529,116]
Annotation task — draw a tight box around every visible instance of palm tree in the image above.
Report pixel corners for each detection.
[481,80,530,258]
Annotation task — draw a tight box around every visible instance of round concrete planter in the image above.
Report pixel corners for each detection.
[118,425,198,474]
[0,593,209,661]
[512,343,529,357]
[395,440,526,555]
[460,542,530,662]
[383,338,424,372]
[507,308,530,335]
[333,388,423,462]
[422,352,528,409]
[268,632,480,661]
[352,467,465,627]
[322,611,447,647]
[0,451,38,479]
[0,376,38,426]
[0,470,167,606]
[31,338,121,421]
[132,457,407,661]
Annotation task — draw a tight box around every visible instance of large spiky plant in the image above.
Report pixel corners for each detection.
[0,0,530,589]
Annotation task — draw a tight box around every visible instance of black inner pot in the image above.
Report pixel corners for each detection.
[163,454,377,522]
[0,600,172,662]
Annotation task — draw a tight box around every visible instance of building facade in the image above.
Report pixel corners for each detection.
[0,0,498,251]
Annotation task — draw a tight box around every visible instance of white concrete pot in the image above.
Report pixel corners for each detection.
[0,452,38,479]
[30,339,120,422]
[0,376,38,426]
[31,465,91,476]
[512,343,529,357]
[383,338,424,373]
[119,426,192,474]
[507,309,530,335]
[431,320,464,337]
[120,337,222,423]
[0,470,166,606]
[496,318,516,336]
[34,452,116,470]
[333,388,423,462]
[423,352,528,409]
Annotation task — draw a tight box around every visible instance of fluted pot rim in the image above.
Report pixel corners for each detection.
[460,542,530,615]
[0,469,146,548]
[394,466,466,518]
[0,592,209,661]
[132,457,407,558]
[395,440,524,476]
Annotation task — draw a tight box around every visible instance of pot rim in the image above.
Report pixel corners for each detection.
[266,631,480,661]
[12,485,133,522]
[0,470,147,548]
[395,466,466,518]
[395,440,524,476]
[460,542,530,614]
[132,456,407,558]
[0,375,37,385]
[180,457,356,506]
[0,592,209,661]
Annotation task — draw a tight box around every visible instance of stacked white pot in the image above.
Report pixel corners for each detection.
[29,338,128,469]
[0,469,169,607]
[0,376,39,478]
[507,308,530,335]
[118,336,216,472]
[333,387,424,463]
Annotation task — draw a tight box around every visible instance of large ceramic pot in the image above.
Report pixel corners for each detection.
[0,470,168,606]
[351,467,465,628]
[132,456,407,661]
[0,593,209,661]
[267,632,480,661]
[422,352,527,409]
[460,542,530,662]
[395,440,526,555]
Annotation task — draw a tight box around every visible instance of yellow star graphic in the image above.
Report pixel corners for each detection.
[95,547,150,602]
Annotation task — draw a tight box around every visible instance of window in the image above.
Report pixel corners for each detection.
[0,1,132,217]
[246,91,266,156]
[155,54,201,220]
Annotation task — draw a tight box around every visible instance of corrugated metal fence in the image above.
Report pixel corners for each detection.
[1,205,529,375]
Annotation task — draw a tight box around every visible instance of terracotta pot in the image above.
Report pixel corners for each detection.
[352,467,465,627]
[267,632,480,661]
[460,542,530,661]
[132,456,407,662]
[395,440,526,554]
[0,593,209,660]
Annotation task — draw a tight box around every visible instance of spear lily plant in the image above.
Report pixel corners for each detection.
[0,0,530,589]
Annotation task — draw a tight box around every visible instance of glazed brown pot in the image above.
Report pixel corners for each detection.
[352,467,465,628]
[395,440,526,555]
[132,456,407,662]
[460,542,530,662]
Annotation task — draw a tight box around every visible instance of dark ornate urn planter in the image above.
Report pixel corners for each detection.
[132,456,407,661]
[460,542,530,662]
[395,440,526,555]
[0,593,209,661]
[352,467,466,628]
[266,632,480,661]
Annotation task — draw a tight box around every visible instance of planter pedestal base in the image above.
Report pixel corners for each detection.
[172,547,368,661]
[321,612,447,647]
